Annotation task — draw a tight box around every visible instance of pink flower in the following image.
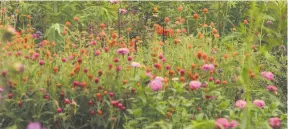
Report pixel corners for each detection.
[109,0,119,4]
[235,100,246,109]
[95,50,101,56]
[201,64,215,71]
[189,81,201,90]
[155,76,164,81]
[119,9,128,14]
[229,120,239,128]
[145,72,153,78]
[116,66,121,71]
[32,53,40,60]
[127,56,133,61]
[267,85,277,92]
[91,40,97,45]
[253,99,265,108]
[0,87,4,93]
[27,122,42,129]
[131,62,141,68]
[261,71,274,80]
[117,48,129,55]
[149,78,163,91]
[215,118,239,129]
[39,60,45,66]
[269,117,281,129]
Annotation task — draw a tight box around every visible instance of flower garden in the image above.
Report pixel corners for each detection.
[0,1,287,129]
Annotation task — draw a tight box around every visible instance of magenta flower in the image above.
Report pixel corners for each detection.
[32,34,38,39]
[189,81,201,90]
[201,64,215,71]
[127,56,133,61]
[235,100,246,109]
[149,78,163,91]
[116,66,121,71]
[91,40,97,45]
[131,62,141,68]
[253,99,265,108]
[215,118,239,129]
[267,85,277,92]
[27,122,42,129]
[32,53,40,60]
[261,71,274,80]
[39,60,45,66]
[117,48,129,55]
[95,50,101,56]
[269,117,281,129]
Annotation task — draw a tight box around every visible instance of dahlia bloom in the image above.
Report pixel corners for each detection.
[27,122,45,129]
[131,62,141,68]
[215,118,239,129]
[253,99,265,108]
[149,78,163,91]
[269,117,281,129]
[235,100,246,109]
[117,48,129,55]
[267,85,277,92]
[201,64,215,71]
[189,81,202,90]
[261,71,274,81]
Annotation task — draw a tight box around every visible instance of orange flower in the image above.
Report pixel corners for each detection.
[197,51,202,59]
[74,16,80,22]
[178,6,183,12]
[203,8,208,13]
[244,20,248,25]
[123,80,127,85]
[125,27,132,33]
[164,17,170,23]
[153,7,158,12]
[100,23,106,29]
[180,77,185,82]
[70,71,75,77]
[65,21,71,27]
[193,14,199,19]
[97,110,103,115]
[81,82,87,88]
[53,67,58,73]
[212,28,218,34]
[27,15,31,20]
[169,70,175,76]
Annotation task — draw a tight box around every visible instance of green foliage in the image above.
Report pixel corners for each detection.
[0,1,287,129]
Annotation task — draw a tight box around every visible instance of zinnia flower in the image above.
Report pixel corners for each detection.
[261,71,274,80]
[267,85,277,92]
[149,78,163,91]
[269,117,281,129]
[201,64,215,71]
[189,81,201,90]
[215,118,239,129]
[235,100,246,109]
[27,122,42,129]
[117,48,129,55]
[253,99,265,108]
[131,62,141,68]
